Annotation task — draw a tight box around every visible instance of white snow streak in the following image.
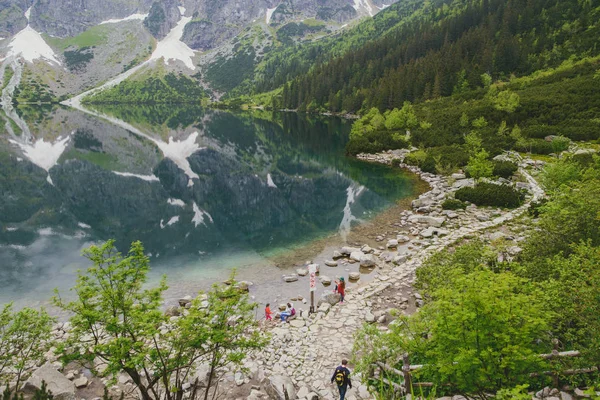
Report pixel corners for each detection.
[267,173,277,188]
[100,13,148,25]
[339,184,365,241]
[192,202,213,227]
[156,132,201,182]
[266,6,279,24]
[150,8,196,70]
[160,216,180,229]
[6,26,61,65]
[168,198,186,207]
[353,0,374,16]
[112,171,160,181]
[24,6,31,21]
[78,222,91,229]
[10,135,70,172]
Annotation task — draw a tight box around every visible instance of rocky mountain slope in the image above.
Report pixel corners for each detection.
[0,0,397,107]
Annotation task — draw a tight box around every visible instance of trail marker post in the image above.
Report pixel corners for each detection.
[308,263,318,314]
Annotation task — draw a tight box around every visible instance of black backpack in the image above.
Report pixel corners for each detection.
[334,368,346,386]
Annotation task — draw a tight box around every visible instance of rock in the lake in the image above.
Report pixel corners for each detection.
[387,239,399,248]
[325,260,338,267]
[349,272,361,280]
[360,254,377,268]
[350,251,365,262]
[341,246,360,255]
[283,274,298,283]
[165,306,181,317]
[397,235,411,243]
[333,251,343,259]
[320,276,332,285]
[296,268,308,276]
[178,295,192,307]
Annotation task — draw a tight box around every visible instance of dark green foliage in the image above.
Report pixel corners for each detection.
[514,138,554,155]
[63,47,94,72]
[441,198,467,210]
[143,2,166,37]
[345,130,408,155]
[203,49,257,93]
[276,22,327,45]
[492,160,518,179]
[2,384,23,400]
[276,0,600,113]
[455,183,525,208]
[32,381,53,400]
[83,73,208,104]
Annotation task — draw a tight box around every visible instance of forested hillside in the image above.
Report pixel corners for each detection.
[270,0,600,113]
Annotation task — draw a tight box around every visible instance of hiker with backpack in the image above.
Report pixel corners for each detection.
[331,359,352,400]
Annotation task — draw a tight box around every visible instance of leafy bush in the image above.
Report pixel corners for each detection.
[442,198,467,210]
[493,160,518,178]
[455,183,525,208]
[515,138,554,154]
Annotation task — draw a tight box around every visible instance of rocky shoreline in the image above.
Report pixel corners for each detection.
[25,150,546,400]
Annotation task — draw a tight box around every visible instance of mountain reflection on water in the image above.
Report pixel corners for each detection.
[0,104,417,304]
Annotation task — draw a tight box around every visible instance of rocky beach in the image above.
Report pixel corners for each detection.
[25,149,547,400]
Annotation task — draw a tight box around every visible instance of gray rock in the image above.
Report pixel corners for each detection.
[73,376,88,388]
[297,268,308,276]
[365,311,376,323]
[560,392,573,400]
[393,255,408,265]
[23,364,75,400]
[165,306,180,317]
[178,295,193,306]
[325,260,338,267]
[333,251,343,259]
[350,251,365,262]
[320,276,332,285]
[318,292,341,307]
[397,235,411,243]
[386,239,399,248]
[407,215,446,228]
[451,173,466,180]
[349,272,360,280]
[284,274,298,283]
[341,246,360,255]
[360,254,377,268]
[453,178,475,189]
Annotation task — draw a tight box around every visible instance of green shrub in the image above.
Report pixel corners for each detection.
[515,138,554,155]
[442,198,467,210]
[493,160,518,178]
[455,183,525,208]
[404,150,427,166]
[420,154,437,173]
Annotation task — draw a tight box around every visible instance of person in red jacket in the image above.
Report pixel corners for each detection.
[337,277,346,303]
[331,359,352,399]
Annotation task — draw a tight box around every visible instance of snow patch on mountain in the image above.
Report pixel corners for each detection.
[112,171,160,181]
[267,173,277,188]
[353,0,374,16]
[9,135,70,172]
[5,8,61,65]
[150,7,196,70]
[192,202,213,227]
[266,6,279,24]
[100,13,148,25]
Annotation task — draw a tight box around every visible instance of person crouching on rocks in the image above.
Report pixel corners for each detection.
[280,302,294,322]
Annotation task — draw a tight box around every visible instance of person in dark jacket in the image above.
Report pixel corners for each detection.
[331,359,352,400]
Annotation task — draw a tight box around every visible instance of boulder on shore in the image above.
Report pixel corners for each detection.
[23,364,76,400]
[263,375,297,400]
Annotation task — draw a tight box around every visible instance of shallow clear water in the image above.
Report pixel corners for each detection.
[0,104,418,308]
